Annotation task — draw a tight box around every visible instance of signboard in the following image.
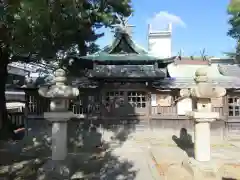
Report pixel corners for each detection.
[177,98,192,115]
[151,94,157,106]
[157,95,172,106]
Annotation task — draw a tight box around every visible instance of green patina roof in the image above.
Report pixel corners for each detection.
[76,27,175,65]
[82,52,174,64]
[101,28,148,54]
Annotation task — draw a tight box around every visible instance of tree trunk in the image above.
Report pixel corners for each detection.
[78,40,87,56]
[0,49,9,131]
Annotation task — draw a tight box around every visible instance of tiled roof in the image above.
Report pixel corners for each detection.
[88,65,166,78]
[209,58,236,64]
[174,57,236,65]
[167,63,223,78]
[153,77,240,89]
[218,64,240,77]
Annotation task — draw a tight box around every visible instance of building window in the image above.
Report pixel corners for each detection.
[127,91,146,108]
[105,91,124,107]
[228,97,240,117]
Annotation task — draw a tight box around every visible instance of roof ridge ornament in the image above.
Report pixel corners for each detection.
[113,14,134,35]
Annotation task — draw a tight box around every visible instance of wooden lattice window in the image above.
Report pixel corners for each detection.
[228,97,240,117]
[127,91,146,108]
[105,91,124,107]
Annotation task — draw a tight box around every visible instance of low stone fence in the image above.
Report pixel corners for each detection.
[150,119,240,141]
[21,118,240,150]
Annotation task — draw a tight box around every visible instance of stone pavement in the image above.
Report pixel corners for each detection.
[1,128,240,180]
[110,139,163,180]
[113,130,240,180]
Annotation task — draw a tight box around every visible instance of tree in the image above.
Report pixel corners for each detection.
[0,0,132,132]
[227,0,240,61]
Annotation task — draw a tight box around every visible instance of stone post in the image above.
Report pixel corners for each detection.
[38,69,79,179]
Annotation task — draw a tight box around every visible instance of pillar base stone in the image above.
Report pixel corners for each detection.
[37,156,76,180]
[182,157,221,180]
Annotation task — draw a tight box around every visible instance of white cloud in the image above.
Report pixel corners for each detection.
[147,11,186,31]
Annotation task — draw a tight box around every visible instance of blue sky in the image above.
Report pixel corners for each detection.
[96,0,236,57]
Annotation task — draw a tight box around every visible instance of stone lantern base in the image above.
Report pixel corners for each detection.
[37,154,89,180]
[182,157,222,180]
[37,157,75,180]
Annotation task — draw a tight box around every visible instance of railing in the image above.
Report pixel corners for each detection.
[151,105,224,119]
[26,90,100,118]
[8,112,25,126]
[7,102,26,128]
[23,89,227,120]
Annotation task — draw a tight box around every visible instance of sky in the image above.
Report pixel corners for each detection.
[96,0,236,57]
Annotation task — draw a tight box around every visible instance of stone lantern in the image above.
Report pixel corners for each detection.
[38,69,79,179]
[180,68,226,160]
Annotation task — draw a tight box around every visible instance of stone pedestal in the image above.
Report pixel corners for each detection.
[187,111,219,162]
[37,112,76,179]
[195,121,211,161]
[52,122,67,160]
[44,111,74,161]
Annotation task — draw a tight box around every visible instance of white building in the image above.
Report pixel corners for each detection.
[147,23,172,58]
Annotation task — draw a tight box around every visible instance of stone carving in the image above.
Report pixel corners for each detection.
[180,68,226,100]
[38,69,79,99]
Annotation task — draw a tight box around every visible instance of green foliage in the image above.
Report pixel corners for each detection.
[1,0,133,63]
[227,0,240,59]
[0,0,132,130]
[228,0,240,13]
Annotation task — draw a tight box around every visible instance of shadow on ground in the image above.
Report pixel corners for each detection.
[0,118,138,180]
[172,128,194,158]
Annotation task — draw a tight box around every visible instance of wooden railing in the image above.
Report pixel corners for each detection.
[23,89,227,120]
[26,89,100,118]
[151,105,225,119]
[8,112,25,126]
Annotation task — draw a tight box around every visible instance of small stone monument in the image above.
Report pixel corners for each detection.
[37,69,79,179]
[180,68,226,179]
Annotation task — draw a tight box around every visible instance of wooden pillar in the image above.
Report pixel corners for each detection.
[148,92,152,129]
[146,82,152,129]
